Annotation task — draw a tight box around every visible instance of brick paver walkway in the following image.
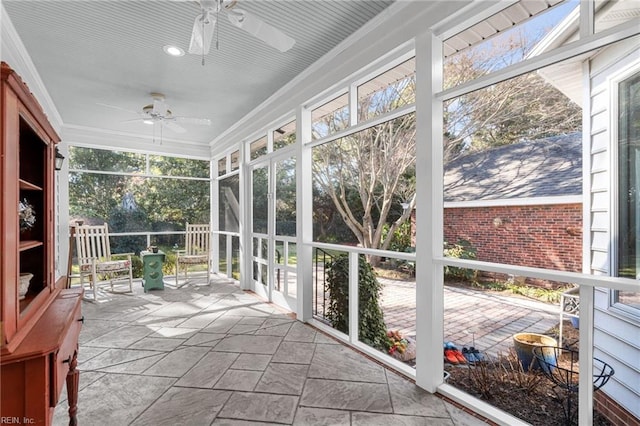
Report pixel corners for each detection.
[379,278,559,357]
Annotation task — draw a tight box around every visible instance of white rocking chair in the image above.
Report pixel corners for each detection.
[75,224,134,300]
[175,223,211,287]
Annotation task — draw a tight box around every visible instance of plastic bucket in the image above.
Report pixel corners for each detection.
[512,332,557,372]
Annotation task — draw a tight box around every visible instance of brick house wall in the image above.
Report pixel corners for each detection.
[441,203,583,288]
[596,391,640,426]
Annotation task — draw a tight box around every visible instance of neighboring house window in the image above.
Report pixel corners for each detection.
[614,70,640,312]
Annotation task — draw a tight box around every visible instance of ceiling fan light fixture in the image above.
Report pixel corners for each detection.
[163,45,185,57]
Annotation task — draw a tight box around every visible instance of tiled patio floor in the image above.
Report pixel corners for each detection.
[54,276,488,425]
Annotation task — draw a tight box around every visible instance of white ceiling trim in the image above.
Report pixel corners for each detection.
[1,4,63,132]
[62,124,211,159]
[445,195,583,209]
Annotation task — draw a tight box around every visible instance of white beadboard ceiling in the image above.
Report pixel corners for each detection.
[6,0,631,151]
[2,0,395,148]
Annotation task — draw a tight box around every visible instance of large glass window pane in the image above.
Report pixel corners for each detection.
[218,158,227,176]
[438,32,636,424]
[273,120,296,150]
[443,0,577,90]
[230,150,240,171]
[312,248,350,337]
[250,136,268,160]
[253,236,268,286]
[219,174,240,233]
[443,269,595,423]
[357,58,415,122]
[69,172,126,223]
[288,242,297,266]
[231,236,240,280]
[617,71,639,279]
[275,240,284,265]
[69,148,210,251]
[312,113,416,251]
[219,235,228,275]
[359,253,416,366]
[149,155,210,178]
[443,64,582,276]
[252,166,268,234]
[275,157,296,237]
[311,93,349,140]
[139,177,210,228]
[70,146,144,173]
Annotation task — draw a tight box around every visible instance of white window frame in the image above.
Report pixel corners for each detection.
[213,148,242,281]
[427,2,640,425]
[609,59,640,320]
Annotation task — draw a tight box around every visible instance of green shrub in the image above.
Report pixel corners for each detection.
[382,221,413,252]
[444,239,478,282]
[504,283,566,304]
[131,256,143,278]
[162,251,177,275]
[325,254,391,352]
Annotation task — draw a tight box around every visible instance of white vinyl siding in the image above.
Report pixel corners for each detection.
[589,36,640,419]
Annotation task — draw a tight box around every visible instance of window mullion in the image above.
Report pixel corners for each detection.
[349,82,358,127]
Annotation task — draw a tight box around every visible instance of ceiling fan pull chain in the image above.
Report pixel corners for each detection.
[216,1,220,50]
[201,16,206,66]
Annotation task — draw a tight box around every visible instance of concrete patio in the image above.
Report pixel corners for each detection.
[54,276,489,425]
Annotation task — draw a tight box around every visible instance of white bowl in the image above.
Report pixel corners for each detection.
[19,273,33,300]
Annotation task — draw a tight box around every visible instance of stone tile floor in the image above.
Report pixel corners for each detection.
[54,276,488,425]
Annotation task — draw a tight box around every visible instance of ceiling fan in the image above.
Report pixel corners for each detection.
[98,93,211,135]
[188,0,295,58]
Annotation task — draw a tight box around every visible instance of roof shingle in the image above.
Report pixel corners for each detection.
[444,133,582,202]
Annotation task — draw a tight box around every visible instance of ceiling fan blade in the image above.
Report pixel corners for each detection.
[97,102,139,115]
[227,8,295,52]
[188,12,216,55]
[175,116,211,126]
[162,120,187,134]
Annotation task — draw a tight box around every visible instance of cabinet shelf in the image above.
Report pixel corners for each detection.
[2,61,80,426]
[19,240,43,251]
[19,179,43,191]
[19,292,37,312]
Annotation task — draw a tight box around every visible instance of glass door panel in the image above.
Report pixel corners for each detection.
[252,166,269,299]
[272,156,297,309]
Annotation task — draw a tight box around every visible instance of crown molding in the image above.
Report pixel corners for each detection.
[1,4,64,132]
[62,124,211,159]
